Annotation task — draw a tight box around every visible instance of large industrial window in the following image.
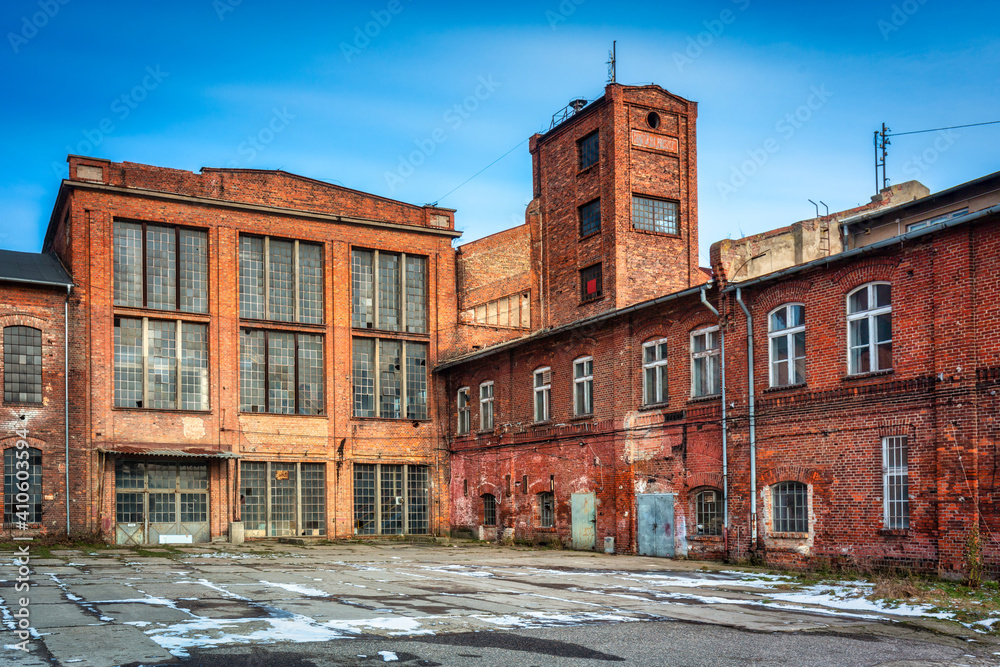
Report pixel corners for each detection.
[580,263,603,302]
[847,282,892,374]
[113,221,209,313]
[695,488,722,536]
[4,447,41,524]
[772,481,808,533]
[353,463,430,535]
[578,131,599,170]
[579,199,601,237]
[239,330,324,414]
[573,356,593,416]
[482,493,496,527]
[479,381,494,431]
[457,387,470,435]
[882,436,909,529]
[114,318,208,410]
[351,338,427,419]
[768,304,806,387]
[533,367,551,422]
[238,236,324,324]
[3,326,42,404]
[632,195,679,235]
[691,326,721,397]
[538,491,555,528]
[240,461,325,537]
[642,338,669,405]
[351,248,428,333]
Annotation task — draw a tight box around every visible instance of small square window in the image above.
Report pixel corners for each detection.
[580,264,603,302]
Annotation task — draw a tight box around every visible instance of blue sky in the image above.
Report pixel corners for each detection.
[2,0,998,265]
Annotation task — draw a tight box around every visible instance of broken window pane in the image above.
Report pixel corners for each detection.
[379,339,401,419]
[406,342,428,420]
[352,337,375,417]
[297,334,324,415]
[113,222,143,308]
[3,326,42,404]
[378,251,400,331]
[351,249,374,329]
[146,320,177,409]
[180,322,209,410]
[178,229,208,314]
[405,255,427,333]
[298,242,324,324]
[239,236,266,319]
[267,331,295,414]
[239,329,266,413]
[354,463,376,535]
[268,239,295,322]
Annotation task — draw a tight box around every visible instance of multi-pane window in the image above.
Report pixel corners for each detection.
[352,338,428,419]
[579,199,601,237]
[573,357,593,416]
[353,463,430,535]
[769,304,805,387]
[642,338,669,405]
[534,367,551,422]
[240,461,326,537]
[4,326,42,404]
[580,263,603,302]
[578,131,599,170]
[695,489,722,536]
[113,221,209,313]
[114,318,208,410]
[883,436,909,529]
[483,493,497,527]
[238,236,324,324]
[239,330,324,414]
[772,481,808,533]
[848,283,892,374]
[4,446,41,524]
[351,249,428,333]
[457,387,470,435]
[479,382,494,431]
[691,326,721,397]
[538,491,555,528]
[632,195,679,235]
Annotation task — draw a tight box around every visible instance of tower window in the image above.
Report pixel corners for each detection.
[580,264,603,302]
[578,131,599,170]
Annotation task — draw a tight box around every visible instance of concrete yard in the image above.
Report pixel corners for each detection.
[2,540,999,666]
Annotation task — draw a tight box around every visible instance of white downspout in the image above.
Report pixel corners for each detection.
[735,287,757,548]
[699,285,728,536]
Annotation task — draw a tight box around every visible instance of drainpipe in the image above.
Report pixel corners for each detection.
[699,285,728,543]
[735,287,757,549]
[64,285,72,535]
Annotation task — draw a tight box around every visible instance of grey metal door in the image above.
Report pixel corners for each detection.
[637,493,675,557]
[571,493,596,550]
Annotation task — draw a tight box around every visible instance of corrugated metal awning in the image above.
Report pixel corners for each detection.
[97,446,239,459]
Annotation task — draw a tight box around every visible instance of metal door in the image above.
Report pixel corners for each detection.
[637,493,675,557]
[571,493,596,550]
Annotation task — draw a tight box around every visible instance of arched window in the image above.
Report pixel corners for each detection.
[772,481,808,533]
[768,304,805,387]
[3,326,42,404]
[482,493,496,527]
[694,488,722,536]
[4,447,42,524]
[847,283,892,374]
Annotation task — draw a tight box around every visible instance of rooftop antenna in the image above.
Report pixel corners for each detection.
[874,123,890,195]
[607,41,616,83]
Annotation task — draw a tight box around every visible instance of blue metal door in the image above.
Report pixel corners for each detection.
[571,493,596,550]
[637,493,675,557]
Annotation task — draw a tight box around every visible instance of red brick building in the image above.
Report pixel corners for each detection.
[0,250,73,538]
[38,155,460,544]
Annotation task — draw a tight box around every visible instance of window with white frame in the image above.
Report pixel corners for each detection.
[573,357,593,416]
[771,481,808,533]
[768,304,805,387]
[533,367,551,422]
[479,382,494,431]
[642,338,669,405]
[847,283,892,374]
[691,327,721,397]
[882,435,909,529]
[456,387,470,435]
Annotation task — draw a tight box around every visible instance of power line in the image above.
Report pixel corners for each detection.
[427,137,530,206]
[887,119,1000,138]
